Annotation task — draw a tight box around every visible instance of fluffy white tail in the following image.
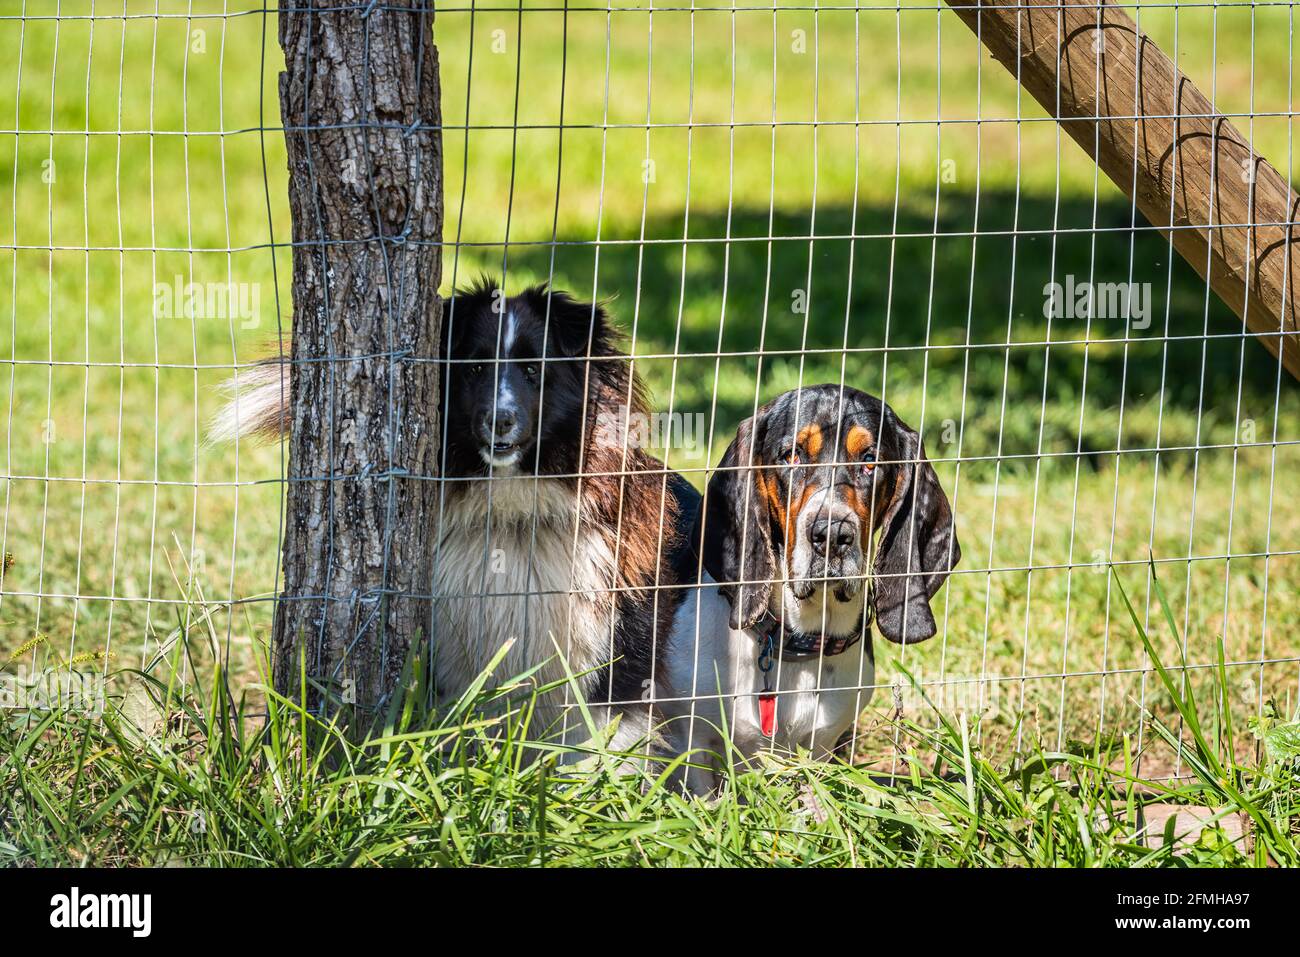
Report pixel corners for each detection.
[208,358,289,445]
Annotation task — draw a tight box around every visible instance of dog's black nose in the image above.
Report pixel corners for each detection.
[810,515,857,558]
[491,409,517,438]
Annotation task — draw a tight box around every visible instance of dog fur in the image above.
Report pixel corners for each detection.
[213,280,700,753]
[656,385,960,792]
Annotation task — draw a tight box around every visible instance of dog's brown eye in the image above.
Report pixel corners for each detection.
[780,448,799,465]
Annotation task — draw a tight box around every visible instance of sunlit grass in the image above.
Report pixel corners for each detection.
[1,567,1295,867]
[0,0,1296,775]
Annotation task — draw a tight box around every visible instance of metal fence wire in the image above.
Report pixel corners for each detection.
[0,0,1297,780]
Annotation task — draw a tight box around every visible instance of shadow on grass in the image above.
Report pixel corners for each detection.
[469,188,1294,471]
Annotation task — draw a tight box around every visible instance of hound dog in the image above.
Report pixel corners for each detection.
[658,385,960,792]
[213,279,700,753]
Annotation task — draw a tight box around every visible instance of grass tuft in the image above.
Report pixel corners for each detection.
[2,569,1296,867]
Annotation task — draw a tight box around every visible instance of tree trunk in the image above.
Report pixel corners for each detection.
[274,0,443,719]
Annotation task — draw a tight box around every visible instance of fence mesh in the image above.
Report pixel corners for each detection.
[1,0,1296,778]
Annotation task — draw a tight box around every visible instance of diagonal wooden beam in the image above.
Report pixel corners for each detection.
[945,0,1300,380]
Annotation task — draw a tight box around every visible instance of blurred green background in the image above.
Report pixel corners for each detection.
[0,0,1295,755]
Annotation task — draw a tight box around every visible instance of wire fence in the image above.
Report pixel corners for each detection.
[0,0,1296,780]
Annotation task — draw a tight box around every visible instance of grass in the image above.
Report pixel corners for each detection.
[0,0,1297,863]
[2,568,1297,866]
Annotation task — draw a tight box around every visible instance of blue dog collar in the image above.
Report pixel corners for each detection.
[751,608,867,663]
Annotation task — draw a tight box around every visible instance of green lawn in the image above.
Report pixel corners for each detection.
[2,579,1297,866]
[0,0,1297,773]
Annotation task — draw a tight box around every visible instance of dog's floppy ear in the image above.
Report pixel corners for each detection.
[872,408,961,644]
[523,284,616,357]
[699,414,775,631]
[442,276,500,356]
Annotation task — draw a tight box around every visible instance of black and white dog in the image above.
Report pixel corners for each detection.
[213,280,699,752]
[658,385,960,791]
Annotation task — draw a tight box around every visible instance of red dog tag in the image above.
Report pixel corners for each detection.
[758,692,778,737]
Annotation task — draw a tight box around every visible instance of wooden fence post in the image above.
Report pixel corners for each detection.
[945,0,1300,379]
[274,0,443,718]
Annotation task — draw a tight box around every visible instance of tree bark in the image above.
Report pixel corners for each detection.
[944,0,1300,379]
[274,1,443,719]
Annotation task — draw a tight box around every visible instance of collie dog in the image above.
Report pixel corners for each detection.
[214,280,700,752]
